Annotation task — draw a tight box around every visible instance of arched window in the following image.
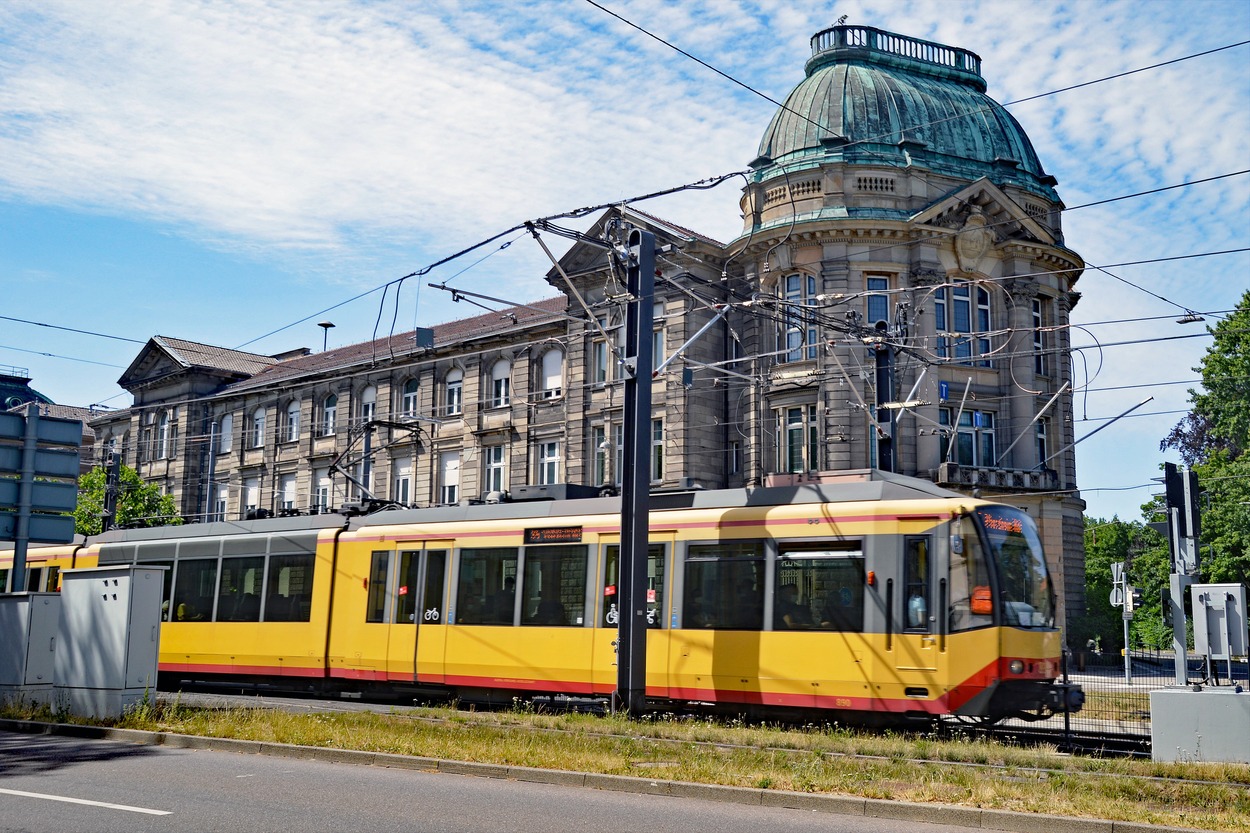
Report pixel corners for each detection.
[540,349,563,399]
[489,360,510,408]
[322,394,338,436]
[285,401,300,442]
[156,410,171,459]
[218,413,233,454]
[359,385,377,423]
[250,406,266,448]
[445,369,463,415]
[401,378,419,416]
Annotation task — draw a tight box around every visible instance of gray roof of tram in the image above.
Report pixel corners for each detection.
[84,471,964,546]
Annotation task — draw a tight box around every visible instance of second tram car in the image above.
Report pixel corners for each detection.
[1,470,1082,723]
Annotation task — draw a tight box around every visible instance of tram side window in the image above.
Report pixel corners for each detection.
[904,537,931,632]
[366,551,391,624]
[603,544,666,628]
[949,517,993,631]
[456,547,518,625]
[266,553,314,622]
[220,556,264,621]
[521,545,588,626]
[774,550,864,632]
[682,541,766,630]
[172,559,217,621]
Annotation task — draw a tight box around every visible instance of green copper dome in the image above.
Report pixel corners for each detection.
[755,26,1058,200]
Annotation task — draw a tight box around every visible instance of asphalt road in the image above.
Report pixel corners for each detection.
[0,730,987,833]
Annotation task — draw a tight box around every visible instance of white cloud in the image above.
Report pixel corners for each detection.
[0,0,1246,519]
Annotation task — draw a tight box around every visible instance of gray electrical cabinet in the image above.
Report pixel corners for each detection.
[0,593,61,708]
[53,566,165,719]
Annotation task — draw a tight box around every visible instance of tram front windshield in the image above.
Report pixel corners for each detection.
[976,507,1054,628]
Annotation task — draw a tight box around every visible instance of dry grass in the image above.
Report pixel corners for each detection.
[4,697,1247,831]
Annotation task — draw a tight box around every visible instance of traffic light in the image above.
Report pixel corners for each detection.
[1126,586,1143,613]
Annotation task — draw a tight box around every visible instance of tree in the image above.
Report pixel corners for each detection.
[1163,289,1250,462]
[1159,290,1250,588]
[1079,516,1167,653]
[74,465,182,537]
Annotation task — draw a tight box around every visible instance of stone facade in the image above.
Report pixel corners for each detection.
[88,25,1087,630]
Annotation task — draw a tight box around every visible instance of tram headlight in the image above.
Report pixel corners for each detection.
[1008,660,1025,674]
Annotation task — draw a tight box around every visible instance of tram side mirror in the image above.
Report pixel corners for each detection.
[970,585,993,615]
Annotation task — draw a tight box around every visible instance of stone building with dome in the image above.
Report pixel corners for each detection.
[89,25,1086,628]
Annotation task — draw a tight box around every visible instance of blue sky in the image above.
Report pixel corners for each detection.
[1,0,1247,522]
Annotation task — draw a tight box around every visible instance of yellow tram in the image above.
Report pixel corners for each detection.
[1,471,1082,723]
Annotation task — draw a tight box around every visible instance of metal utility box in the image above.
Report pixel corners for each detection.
[1192,583,1247,660]
[53,566,165,719]
[0,592,61,708]
[1151,687,1250,763]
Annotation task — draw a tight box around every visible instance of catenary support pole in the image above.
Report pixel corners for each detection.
[616,227,654,716]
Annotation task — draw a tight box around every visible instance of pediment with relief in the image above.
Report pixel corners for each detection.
[117,341,187,392]
[911,179,1056,258]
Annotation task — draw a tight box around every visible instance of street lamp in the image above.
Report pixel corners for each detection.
[318,321,335,352]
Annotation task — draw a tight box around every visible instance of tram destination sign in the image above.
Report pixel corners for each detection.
[524,526,583,544]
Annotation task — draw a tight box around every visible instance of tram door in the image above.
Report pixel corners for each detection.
[894,535,938,673]
[594,535,672,693]
[387,544,449,682]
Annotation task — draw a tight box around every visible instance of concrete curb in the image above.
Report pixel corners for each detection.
[0,719,1198,832]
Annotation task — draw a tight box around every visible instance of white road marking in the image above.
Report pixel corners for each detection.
[0,787,171,815]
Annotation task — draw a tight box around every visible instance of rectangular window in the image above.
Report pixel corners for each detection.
[538,440,560,485]
[940,408,996,466]
[604,544,665,627]
[778,404,818,473]
[1036,418,1050,469]
[728,440,740,475]
[779,274,817,362]
[774,547,864,632]
[592,338,610,384]
[682,541,766,630]
[393,460,412,505]
[484,444,506,493]
[439,450,460,505]
[1033,298,1048,376]
[650,418,663,483]
[456,547,518,625]
[212,485,227,522]
[592,425,609,486]
[279,474,296,511]
[866,275,890,325]
[243,477,260,516]
[219,556,264,622]
[265,553,314,622]
[366,551,391,624]
[312,468,330,512]
[171,558,217,622]
[904,536,931,632]
[520,544,588,626]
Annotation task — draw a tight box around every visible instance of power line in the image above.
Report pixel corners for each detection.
[0,342,124,368]
[0,315,146,344]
